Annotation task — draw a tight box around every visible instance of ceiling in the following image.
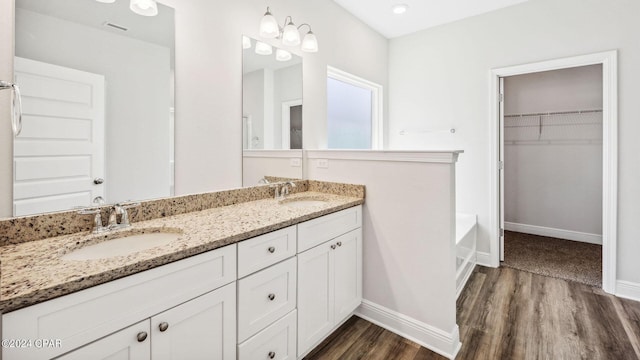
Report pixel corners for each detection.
[333,0,529,38]
[17,0,174,48]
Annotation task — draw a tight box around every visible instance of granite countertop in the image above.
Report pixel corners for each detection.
[0,191,364,313]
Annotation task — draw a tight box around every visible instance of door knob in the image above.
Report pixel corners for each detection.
[93,178,104,185]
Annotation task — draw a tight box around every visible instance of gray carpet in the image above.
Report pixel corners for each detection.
[501,231,602,287]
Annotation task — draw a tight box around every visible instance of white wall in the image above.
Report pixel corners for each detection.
[388,0,640,284]
[504,65,603,114]
[306,151,460,358]
[243,69,265,149]
[273,63,303,148]
[242,150,303,186]
[15,9,172,205]
[504,66,603,241]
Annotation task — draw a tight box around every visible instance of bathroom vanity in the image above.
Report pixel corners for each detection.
[0,182,364,360]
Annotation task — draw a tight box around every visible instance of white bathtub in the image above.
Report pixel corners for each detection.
[456,213,477,298]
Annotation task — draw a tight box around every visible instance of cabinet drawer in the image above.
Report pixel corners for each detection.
[298,205,362,252]
[238,257,297,342]
[238,310,297,360]
[2,245,236,360]
[238,226,296,278]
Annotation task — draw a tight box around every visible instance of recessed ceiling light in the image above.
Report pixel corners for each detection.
[392,4,409,15]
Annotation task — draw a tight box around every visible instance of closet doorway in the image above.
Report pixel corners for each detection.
[489,51,618,293]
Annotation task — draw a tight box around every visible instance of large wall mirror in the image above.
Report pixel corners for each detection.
[12,0,175,216]
[242,35,304,186]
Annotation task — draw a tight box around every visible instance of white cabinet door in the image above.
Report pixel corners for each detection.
[297,241,334,356]
[333,229,362,322]
[151,282,236,360]
[56,320,150,360]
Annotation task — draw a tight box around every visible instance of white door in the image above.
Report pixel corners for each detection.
[13,57,105,216]
[333,229,362,322]
[151,283,236,360]
[297,241,334,357]
[499,77,505,262]
[56,320,150,360]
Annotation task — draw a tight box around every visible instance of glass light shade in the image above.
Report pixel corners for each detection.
[130,0,158,16]
[282,22,301,46]
[276,49,292,62]
[259,10,279,38]
[301,31,318,53]
[255,41,273,55]
[242,36,252,49]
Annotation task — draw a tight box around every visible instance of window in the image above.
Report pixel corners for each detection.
[327,66,383,149]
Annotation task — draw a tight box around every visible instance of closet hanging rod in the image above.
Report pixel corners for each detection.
[504,109,602,118]
[505,122,602,128]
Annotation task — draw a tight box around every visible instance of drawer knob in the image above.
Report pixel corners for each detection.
[137,331,148,342]
[268,293,276,301]
[330,244,336,250]
[337,241,342,247]
[268,351,276,359]
[159,322,169,332]
[268,246,276,253]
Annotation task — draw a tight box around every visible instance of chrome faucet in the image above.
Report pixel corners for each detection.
[77,199,139,233]
[107,204,125,229]
[108,202,140,229]
[277,181,297,199]
[76,196,108,234]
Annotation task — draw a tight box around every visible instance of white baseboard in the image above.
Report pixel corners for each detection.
[504,222,602,245]
[456,262,476,299]
[355,300,461,359]
[616,280,640,302]
[476,251,494,267]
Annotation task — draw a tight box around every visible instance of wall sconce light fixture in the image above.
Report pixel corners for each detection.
[259,7,318,53]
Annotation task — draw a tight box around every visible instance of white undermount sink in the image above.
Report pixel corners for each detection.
[61,231,181,261]
[279,197,329,208]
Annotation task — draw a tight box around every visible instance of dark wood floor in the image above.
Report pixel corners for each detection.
[305,266,640,360]
[305,315,446,360]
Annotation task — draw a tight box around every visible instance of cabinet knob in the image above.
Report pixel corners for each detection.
[330,244,336,250]
[268,293,276,301]
[136,331,148,342]
[268,246,276,253]
[268,351,276,359]
[159,322,169,332]
[337,241,342,247]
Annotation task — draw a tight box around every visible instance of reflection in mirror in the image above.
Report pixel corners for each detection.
[242,35,303,186]
[12,0,175,216]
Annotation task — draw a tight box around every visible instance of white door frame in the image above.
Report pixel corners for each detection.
[281,99,302,149]
[489,50,618,294]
